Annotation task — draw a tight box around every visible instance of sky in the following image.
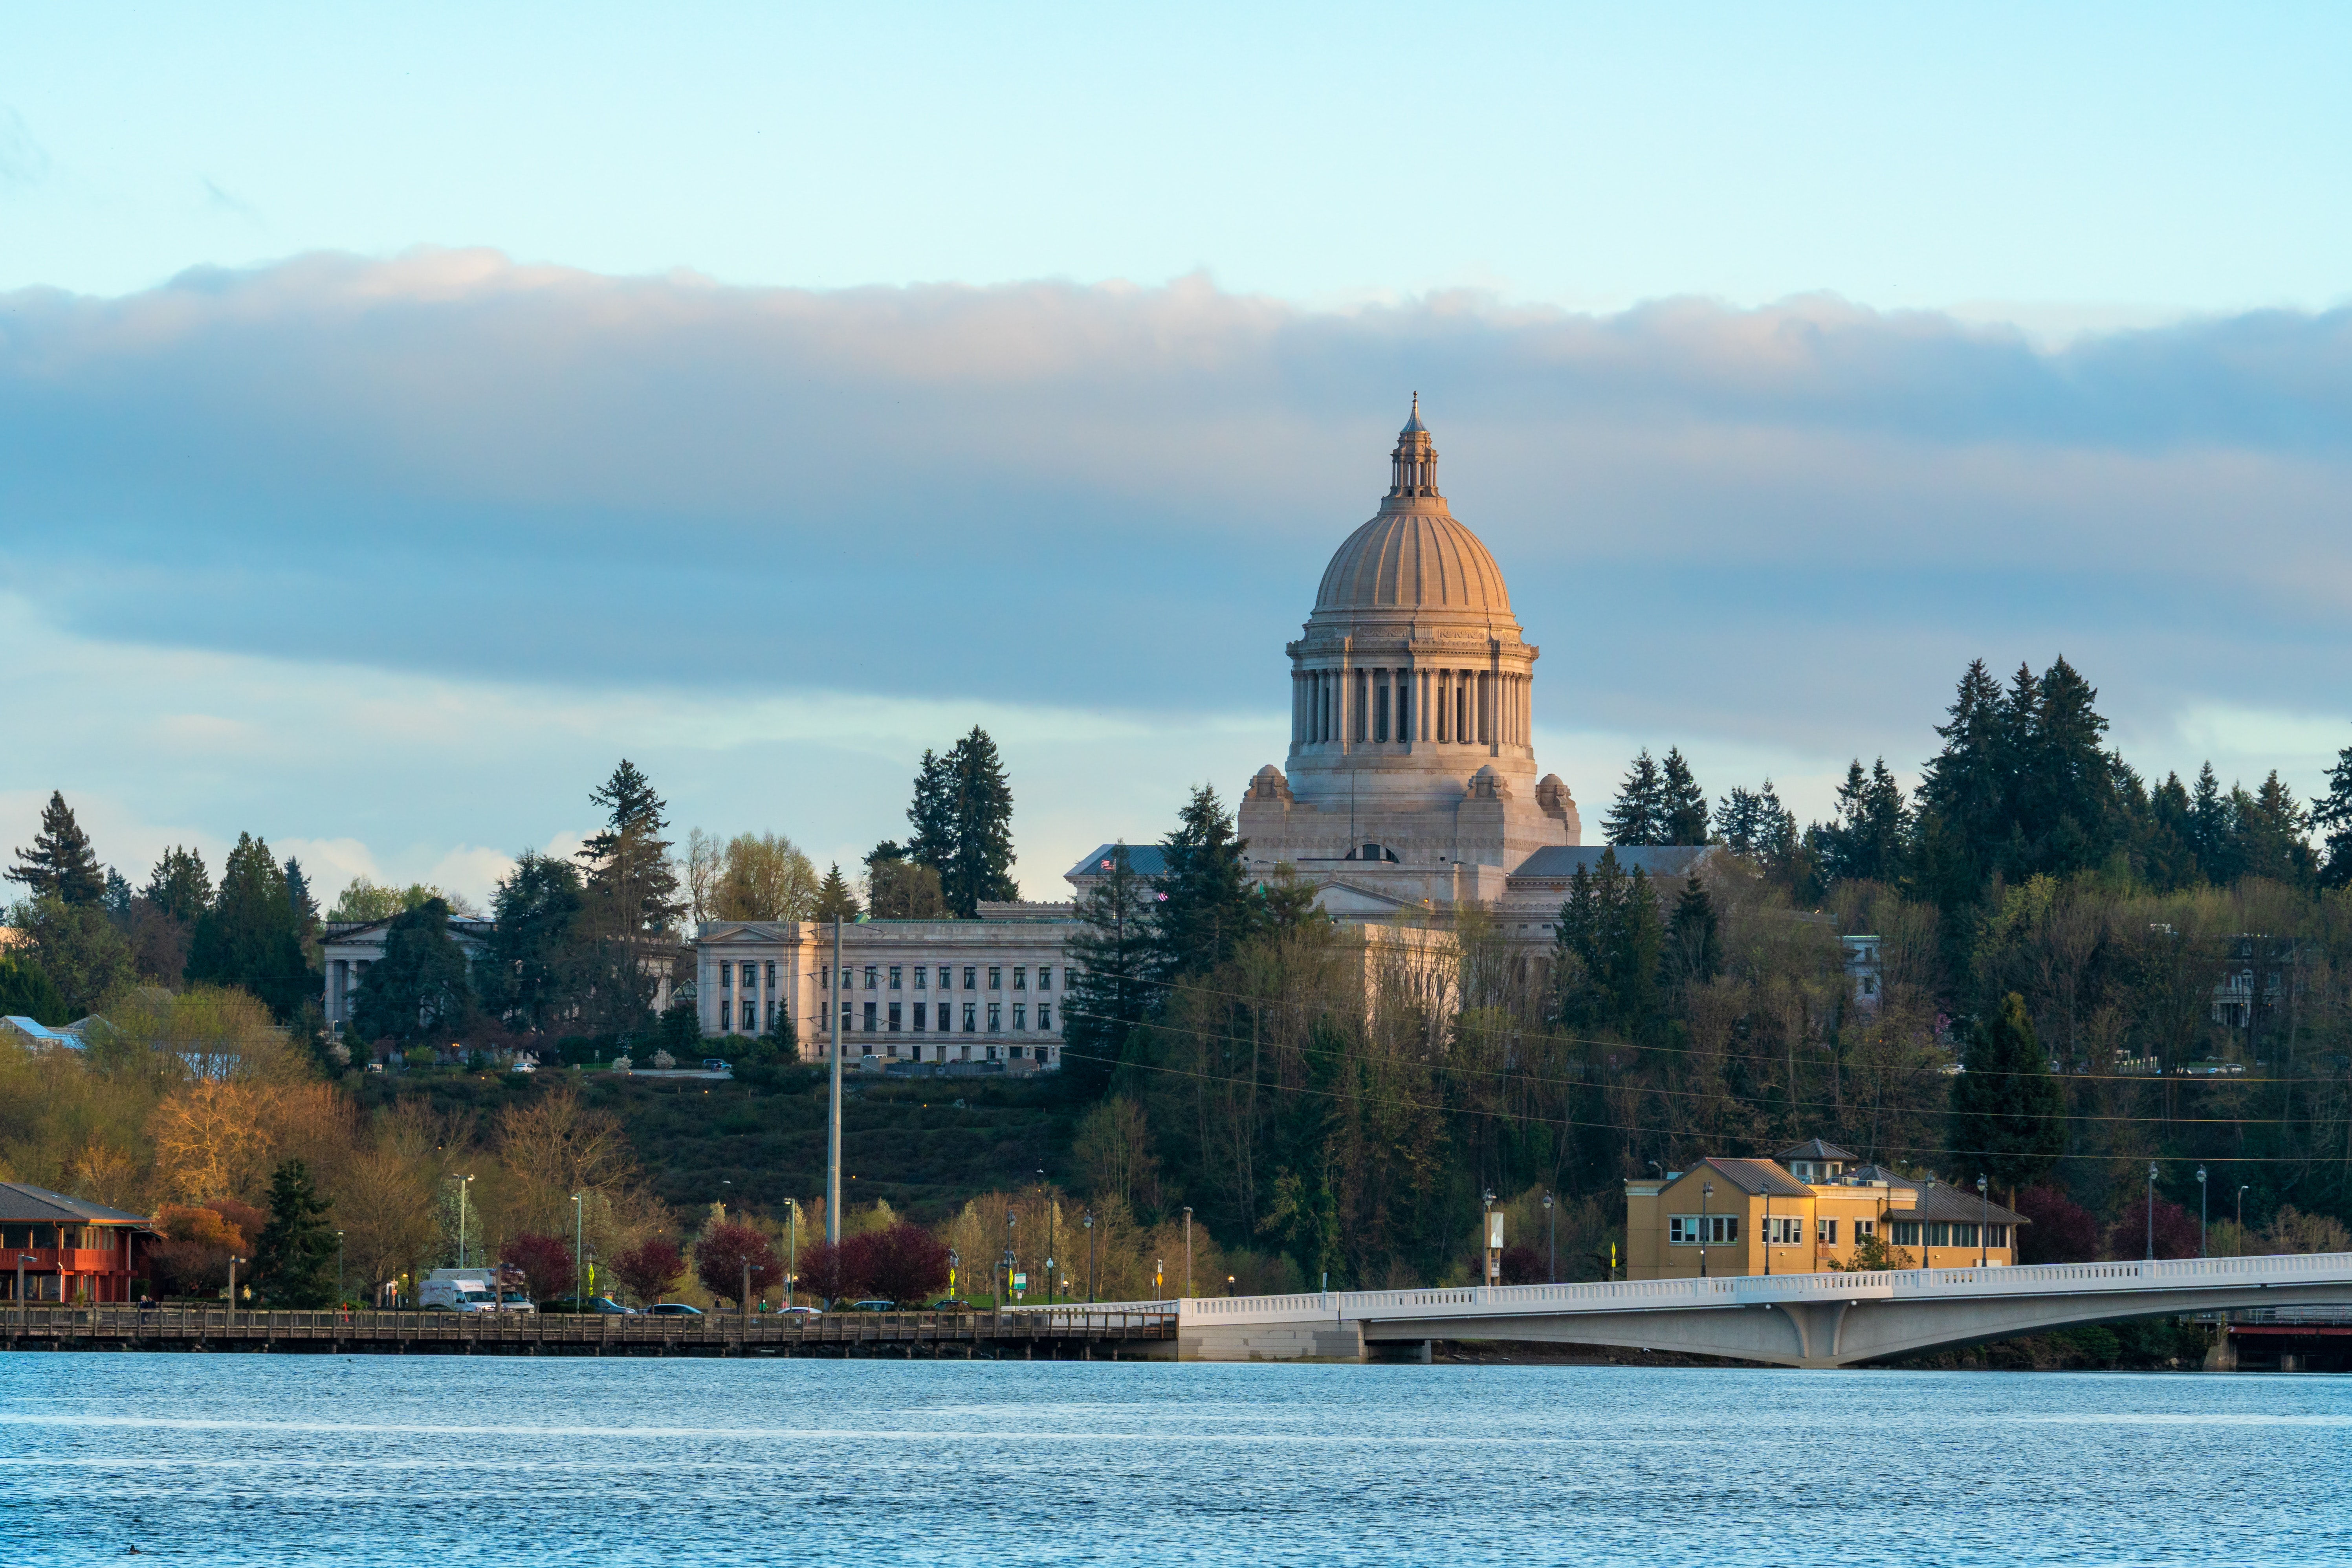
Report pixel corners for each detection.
[2,4,2349,905]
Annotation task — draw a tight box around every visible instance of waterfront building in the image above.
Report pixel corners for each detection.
[0,1183,150,1304]
[1622,1139,2029,1277]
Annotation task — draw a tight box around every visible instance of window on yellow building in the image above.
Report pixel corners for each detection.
[1670,1216,1740,1245]
[1854,1219,1876,1241]
[1891,1220,1921,1247]
[1985,1225,2008,1248]
[1817,1219,1839,1243]
[1764,1217,1804,1245]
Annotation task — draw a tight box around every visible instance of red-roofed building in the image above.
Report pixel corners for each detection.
[0,1183,152,1303]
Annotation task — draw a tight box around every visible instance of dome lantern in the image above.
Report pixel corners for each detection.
[1390,392,1439,498]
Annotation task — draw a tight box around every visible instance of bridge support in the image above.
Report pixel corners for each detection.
[1181,1316,1365,1363]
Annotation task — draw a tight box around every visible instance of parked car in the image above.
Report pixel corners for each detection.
[701,1058,731,1073]
[845,1299,896,1313]
[542,1295,638,1315]
[498,1293,537,1313]
[777,1305,821,1319]
[926,1298,972,1312]
[645,1302,704,1317]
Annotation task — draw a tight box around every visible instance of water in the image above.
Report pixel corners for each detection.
[2,1354,2347,1566]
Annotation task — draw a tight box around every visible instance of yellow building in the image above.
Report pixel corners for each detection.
[1623,1139,2028,1278]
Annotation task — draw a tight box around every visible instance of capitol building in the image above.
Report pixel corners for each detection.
[694,401,1710,1069]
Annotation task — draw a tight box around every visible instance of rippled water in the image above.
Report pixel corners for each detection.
[2,1353,2347,1566]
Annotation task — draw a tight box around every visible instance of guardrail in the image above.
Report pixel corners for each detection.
[1152,1250,2352,1328]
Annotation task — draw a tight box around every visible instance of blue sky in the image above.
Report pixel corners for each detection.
[2,5,2349,902]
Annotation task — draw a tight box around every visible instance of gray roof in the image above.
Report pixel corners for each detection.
[1846,1163,1910,1188]
[1778,1138,1857,1163]
[1907,1183,2030,1226]
[1512,845,1717,882]
[1698,1157,1815,1199]
[1066,844,1169,880]
[0,1181,151,1226]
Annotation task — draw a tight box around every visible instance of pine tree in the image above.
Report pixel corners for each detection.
[1154,785,1259,981]
[1665,875,1721,992]
[1550,847,1665,1034]
[2012,655,2117,879]
[185,833,312,1020]
[0,952,70,1027]
[943,728,1018,917]
[103,869,133,928]
[6,792,106,906]
[2189,761,2234,881]
[1946,992,2064,1192]
[1061,844,1159,1094]
[1912,660,2007,907]
[1714,781,1795,862]
[251,1158,338,1308]
[812,863,862,922]
[1602,751,1667,847]
[480,851,588,1034]
[576,760,684,1033]
[905,750,957,873]
[1816,759,1908,884]
[1659,748,1710,845]
[2238,771,2316,885]
[143,846,213,922]
[2315,736,2352,890]
[2143,771,2203,891]
[350,898,475,1045]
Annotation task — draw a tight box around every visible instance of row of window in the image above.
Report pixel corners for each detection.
[1666,1216,2010,1249]
[1890,1221,2009,1249]
[1668,1216,1740,1245]
[873,1042,1049,1064]
[821,964,1055,993]
[839,1001,1054,1034]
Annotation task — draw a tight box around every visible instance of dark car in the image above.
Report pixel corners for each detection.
[540,1295,637,1315]
[845,1299,897,1313]
[701,1058,731,1073]
[645,1302,705,1317]
[926,1298,972,1312]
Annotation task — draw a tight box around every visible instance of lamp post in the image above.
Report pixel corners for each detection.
[827,915,844,1246]
[1006,1206,1018,1305]
[947,1249,959,1306]
[1700,1181,1713,1280]
[1763,1186,1772,1277]
[1039,1172,1055,1307]
[2237,1185,2251,1256]
[785,1199,800,1307]
[1976,1176,1988,1266]
[336,1230,346,1306]
[2146,1163,2158,1262]
[451,1174,474,1267]
[227,1256,244,1319]
[1543,1192,1555,1284]
[15,1253,32,1337]
[1183,1207,1193,1298]
[572,1193,585,1309]
[1481,1188,1496,1289]
[1083,1212,1096,1305]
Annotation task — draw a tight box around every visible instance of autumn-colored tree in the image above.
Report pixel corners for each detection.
[609,1236,685,1305]
[694,1221,781,1307]
[794,1238,860,1305]
[149,1079,277,1202]
[859,1222,951,1305]
[499,1231,577,1303]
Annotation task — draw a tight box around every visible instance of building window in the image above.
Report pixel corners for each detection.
[1891,1220,1921,1247]
[864,965,878,990]
[889,966,902,990]
[765,961,775,990]
[1854,1219,1876,1241]
[1009,1045,1024,1059]
[1764,1217,1804,1246]
[1817,1219,1839,1244]
[987,1003,1002,1031]
[988,966,1002,990]
[1013,966,1027,990]
[1986,1225,2008,1248]
[720,964,733,992]
[839,1002,851,1034]
[1038,966,1052,991]
[963,966,977,990]
[962,1003,977,1032]
[914,1003,927,1031]
[1376,678,1390,742]
[739,961,754,987]
[839,966,851,991]
[915,965,928,989]
[888,1003,902,1032]
[1669,1216,1740,1245]
[1039,1004,1052,1032]
[740,1001,755,1030]
[863,1002,876,1032]
[1013,1004,1027,1031]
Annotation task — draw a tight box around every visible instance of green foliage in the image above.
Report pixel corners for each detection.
[867,857,948,919]
[5,791,106,906]
[1813,759,1908,884]
[186,833,312,1020]
[143,846,213,923]
[1665,875,1720,992]
[1947,992,2064,1192]
[0,951,70,1026]
[479,850,587,1032]
[1659,748,1710,845]
[904,728,1018,918]
[1550,848,1664,1034]
[1602,750,1667,846]
[575,760,684,1032]
[811,863,861,922]
[329,877,456,922]
[10,894,134,1014]
[350,897,475,1046]
[251,1159,337,1308]
[1061,844,1158,1094]
[1153,785,1260,981]
[2318,736,2352,890]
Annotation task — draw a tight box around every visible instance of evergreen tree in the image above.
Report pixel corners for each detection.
[944,728,1018,917]
[1060,844,1159,1094]
[251,1158,337,1308]
[1714,780,1796,862]
[0,952,70,1026]
[812,864,861,922]
[1664,875,1721,992]
[1816,759,1908,884]
[143,846,213,922]
[480,851,588,1033]
[185,833,312,1020]
[283,857,321,957]
[1946,992,2064,1193]
[2143,771,2203,891]
[906,750,957,873]
[11,897,132,1014]
[2189,761,2234,881]
[2238,771,2316,885]
[350,897,475,1045]
[6,792,106,906]
[2315,737,2352,890]
[576,761,684,1032]
[1602,750,1667,847]
[759,994,796,1056]
[1912,659,2007,908]
[1153,785,1259,981]
[2011,655,2118,879]
[1551,848,1665,1034]
[103,869,133,927]
[1659,748,1711,845]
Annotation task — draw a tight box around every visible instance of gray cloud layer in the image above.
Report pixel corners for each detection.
[4,249,2348,778]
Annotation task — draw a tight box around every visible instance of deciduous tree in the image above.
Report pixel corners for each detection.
[609,1236,686,1305]
[499,1231,577,1303]
[695,1220,781,1306]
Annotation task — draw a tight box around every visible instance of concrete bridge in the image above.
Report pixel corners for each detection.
[1073,1251,2352,1366]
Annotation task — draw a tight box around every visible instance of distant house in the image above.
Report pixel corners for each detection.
[320,914,496,1032]
[0,1182,152,1304]
[0,1016,104,1053]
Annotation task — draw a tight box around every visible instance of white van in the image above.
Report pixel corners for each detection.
[418,1268,498,1313]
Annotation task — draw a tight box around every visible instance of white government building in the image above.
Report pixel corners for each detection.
[695,401,1717,1071]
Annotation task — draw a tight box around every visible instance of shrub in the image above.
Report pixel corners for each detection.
[500,1231,577,1304]
[694,1221,781,1307]
[2015,1185,2101,1264]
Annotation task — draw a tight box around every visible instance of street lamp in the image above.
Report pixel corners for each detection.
[336,1230,346,1306]
[1083,1212,1096,1305]
[947,1249,959,1306]
[2197,1166,2208,1259]
[1006,1207,1018,1305]
[1543,1192,1555,1284]
[1700,1182,1714,1280]
[1182,1207,1193,1298]
[2237,1186,2251,1256]
[1975,1176,1988,1266]
[2146,1163,2158,1262]
[450,1174,475,1268]
[571,1193,585,1309]
[1481,1189,1496,1289]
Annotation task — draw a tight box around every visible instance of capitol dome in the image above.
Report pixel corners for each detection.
[1311,396,1513,616]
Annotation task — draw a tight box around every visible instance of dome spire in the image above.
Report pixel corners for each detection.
[1389,394,1439,497]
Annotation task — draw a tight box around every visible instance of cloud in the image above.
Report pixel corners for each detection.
[0,108,46,189]
[1,251,2348,888]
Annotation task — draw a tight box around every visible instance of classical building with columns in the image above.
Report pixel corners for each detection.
[697,401,1718,1064]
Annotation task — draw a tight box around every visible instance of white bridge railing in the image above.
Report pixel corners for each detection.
[1148,1250,2352,1328]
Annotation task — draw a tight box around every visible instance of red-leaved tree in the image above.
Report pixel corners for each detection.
[2107,1196,2202,1262]
[2015,1185,2100,1264]
[499,1232,577,1303]
[610,1237,685,1306]
[695,1221,781,1307]
[861,1223,952,1305]
[795,1238,861,1305]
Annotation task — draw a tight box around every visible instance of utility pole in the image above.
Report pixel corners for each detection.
[572,1193,584,1308]
[1543,1192,1555,1284]
[2197,1166,2208,1259]
[2146,1163,2158,1261]
[827,915,843,1245]
[2237,1186,2251,1256]
[1182,1207,1193,1297]
[1700,1181,1713,1280]
[1083,1212,1096,1305]
[1976,1175,1988,1267]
